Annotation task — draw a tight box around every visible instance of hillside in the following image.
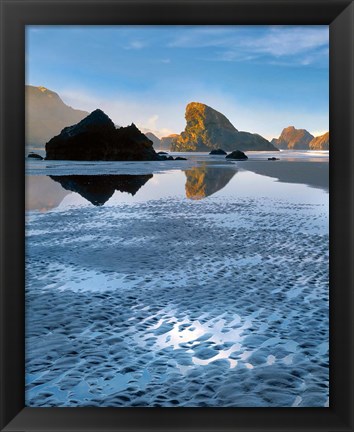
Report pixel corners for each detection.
[26,85,88,148]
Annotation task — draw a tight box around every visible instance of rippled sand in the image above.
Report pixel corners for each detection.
[25,188,329,407]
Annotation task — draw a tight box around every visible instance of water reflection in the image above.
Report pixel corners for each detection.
[26,176,70,211]
[49,174,153,206]
[184,164,237,200]
[25,159,329,211]
[244,161,328,192]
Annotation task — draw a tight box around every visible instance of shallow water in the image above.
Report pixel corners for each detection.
[25,151,329,407]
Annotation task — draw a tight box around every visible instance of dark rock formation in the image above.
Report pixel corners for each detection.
[49,174,153,206]
[175,157,187,160]
[45,109,160,161]
[268,157,279,161]
[158,151,168,155]
[27,152,43,160]
[171,102,278,152]
[226,150,248,160]
[209,149,227,155]
[185,164,237,200]
[309,132,329,150]
[271,126,314,150]
[26,85,88,148]
[160,134,180,151]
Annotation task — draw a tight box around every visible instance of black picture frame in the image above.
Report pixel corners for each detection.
[1,0,353,431]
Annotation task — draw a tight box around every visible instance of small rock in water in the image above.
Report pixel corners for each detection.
[225,150,248,160]
[28,152,43,160]
[209,149,227,155]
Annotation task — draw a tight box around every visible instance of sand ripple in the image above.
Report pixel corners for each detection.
[26,194,328,407]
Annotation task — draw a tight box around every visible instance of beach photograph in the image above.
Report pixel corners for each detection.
[25,25,329,407]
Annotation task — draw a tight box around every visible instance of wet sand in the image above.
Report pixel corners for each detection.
[242,160,329,192]
[25,162,329,407]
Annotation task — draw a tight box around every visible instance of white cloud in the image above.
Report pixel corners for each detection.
[124,40,147,50]
[58,88,182,135]
[311,129,328,137]
[141,127,175,139]
[243,27,328,57]
[168,26,329,67]
[146,114,159,130]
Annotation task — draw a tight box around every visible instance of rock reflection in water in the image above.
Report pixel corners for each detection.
[50,174,153,206]
[184,164,237,200]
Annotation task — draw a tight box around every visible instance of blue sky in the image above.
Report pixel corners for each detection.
[26,25,329,139]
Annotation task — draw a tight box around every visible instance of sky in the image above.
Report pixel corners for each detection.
[26,25,329,140]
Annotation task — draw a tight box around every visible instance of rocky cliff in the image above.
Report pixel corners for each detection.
[45,109,160,161]
[26,85,88,148]
[309,132,329,150]
[271,126,314,150]
[145,132,161,149]
[160,134,180,151]
[171,102,277,152]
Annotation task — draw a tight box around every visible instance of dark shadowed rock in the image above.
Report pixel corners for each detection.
[309,132,329,150]
[28,152,43,160]
[226,150,248,160]
[175,157,187,160]
[45,109,160,161]
[49,174,153,206]
[268,157,280,161]
[157,151,168,155]
[209,149,227,155]
[271,126,314,150]
[171,102,278,152]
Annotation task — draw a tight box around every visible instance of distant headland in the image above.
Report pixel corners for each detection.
[26,85,329,155]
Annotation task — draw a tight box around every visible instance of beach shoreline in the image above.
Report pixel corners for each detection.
[25,152,329,407]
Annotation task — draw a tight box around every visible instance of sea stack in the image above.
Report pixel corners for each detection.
[309,132,329,150]
[271,126,314,150]
[226,150,248,160]
[45,109,161,161]
[171,102,278,152]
